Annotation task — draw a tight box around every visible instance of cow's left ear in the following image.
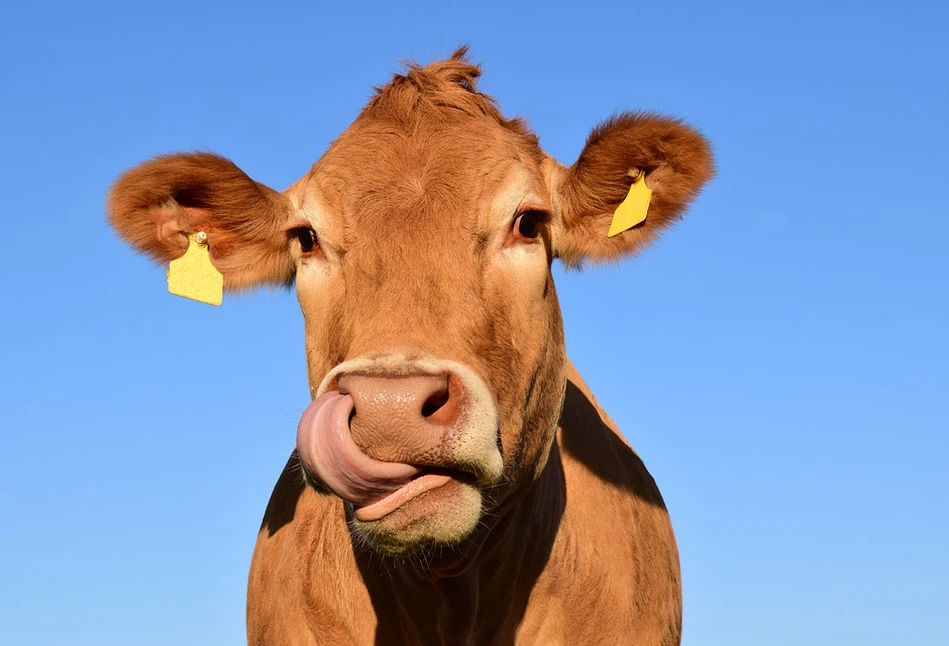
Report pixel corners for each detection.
[553,112,714,265]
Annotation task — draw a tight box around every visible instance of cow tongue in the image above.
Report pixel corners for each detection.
[296,391,421,507]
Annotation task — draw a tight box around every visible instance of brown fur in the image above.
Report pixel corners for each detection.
[108,49,713,645]
[557,112,715,265]
[107,152,295,289]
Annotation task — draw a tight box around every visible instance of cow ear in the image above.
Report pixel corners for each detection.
[554,112,714,266]
[108,152,296,290]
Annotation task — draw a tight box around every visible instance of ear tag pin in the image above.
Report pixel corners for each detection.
[608,169,652,237]
[167,231,224,306]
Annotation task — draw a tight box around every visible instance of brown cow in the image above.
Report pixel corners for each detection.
[108,49,713,645]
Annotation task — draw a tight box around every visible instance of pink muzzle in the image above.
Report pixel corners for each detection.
[296,362,503,522]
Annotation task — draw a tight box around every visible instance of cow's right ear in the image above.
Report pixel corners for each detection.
[108,152,296,290]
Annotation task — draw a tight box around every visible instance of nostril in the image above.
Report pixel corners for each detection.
[421,375,460,425]
[421,386,450,418]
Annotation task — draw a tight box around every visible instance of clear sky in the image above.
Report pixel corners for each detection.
[1,1,947,644]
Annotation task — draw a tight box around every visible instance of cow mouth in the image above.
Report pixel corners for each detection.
[351,467,478,522]
[296,391,489,522]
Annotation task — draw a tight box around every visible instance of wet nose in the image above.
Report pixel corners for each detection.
[337,372,461,463]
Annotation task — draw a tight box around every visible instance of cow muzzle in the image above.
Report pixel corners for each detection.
[296,354,503,550]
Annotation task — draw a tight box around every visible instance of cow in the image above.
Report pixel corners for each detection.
[108,49,713,645]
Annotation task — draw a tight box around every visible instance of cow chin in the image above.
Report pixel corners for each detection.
[349,480,484,555]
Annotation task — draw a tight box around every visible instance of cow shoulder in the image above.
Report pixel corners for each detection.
[517,363,681,644]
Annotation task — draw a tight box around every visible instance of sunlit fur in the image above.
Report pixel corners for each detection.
[108,47,713,645]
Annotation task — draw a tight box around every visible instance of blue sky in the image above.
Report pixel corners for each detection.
[1,1,947,644]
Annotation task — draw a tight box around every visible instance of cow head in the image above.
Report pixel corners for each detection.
[109,50,712,557]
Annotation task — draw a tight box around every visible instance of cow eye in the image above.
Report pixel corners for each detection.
[292,227,319,254]
[513,210,544,240]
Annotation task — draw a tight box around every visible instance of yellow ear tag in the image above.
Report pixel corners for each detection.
[607,171,652,237]
[167,232,224,306]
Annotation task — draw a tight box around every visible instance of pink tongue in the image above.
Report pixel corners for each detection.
[296,391,420,507]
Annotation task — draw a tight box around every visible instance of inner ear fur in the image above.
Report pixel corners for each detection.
[557,112,714,265]
[107,152,295,290]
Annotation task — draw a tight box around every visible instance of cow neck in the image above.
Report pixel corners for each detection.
[355,440,567,642]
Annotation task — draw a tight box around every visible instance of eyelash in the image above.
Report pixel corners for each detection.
[512,210,549,241]
[291,227,319,254]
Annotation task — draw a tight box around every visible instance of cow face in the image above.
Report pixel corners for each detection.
[109,51,712,556]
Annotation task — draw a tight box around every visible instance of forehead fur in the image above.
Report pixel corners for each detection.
[306,48,549,242]
[357,46,541,154]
